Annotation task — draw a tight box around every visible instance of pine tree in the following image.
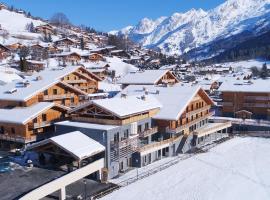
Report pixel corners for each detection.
[260,63,269,79]
[80,37,84,50]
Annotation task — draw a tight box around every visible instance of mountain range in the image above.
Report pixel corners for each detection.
[111,0,270,60]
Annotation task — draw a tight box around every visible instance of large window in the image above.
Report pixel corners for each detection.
[42,114,47,121]
[145,122,149,130]
[53,89,57,95]
[124,129,129,138]
[138,125,142,133]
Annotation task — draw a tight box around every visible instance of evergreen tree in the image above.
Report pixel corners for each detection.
[19,57,28,72]
[260,63,269,79]
[80,37,85,50]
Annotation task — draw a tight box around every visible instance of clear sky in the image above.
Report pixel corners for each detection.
[2,0,225,32]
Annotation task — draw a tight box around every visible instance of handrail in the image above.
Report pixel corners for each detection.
[0,134,36,143]
[139,127,158,138]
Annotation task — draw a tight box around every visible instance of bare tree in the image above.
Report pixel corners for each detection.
[50,12,70,27]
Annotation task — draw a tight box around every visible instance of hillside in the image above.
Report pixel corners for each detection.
[113,0,270,58]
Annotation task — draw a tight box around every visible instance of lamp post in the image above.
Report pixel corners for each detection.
[135,159,139,180]
[83,179,87,200]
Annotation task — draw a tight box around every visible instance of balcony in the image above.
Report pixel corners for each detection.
[185,105,211,117]
[0,134,36,144]
[43,94,75,101]
[139,126,158,138]
[166,111,215,134]
[31,122,52,129]
[193,121,232,137]
[138,135,183,153]
[111,135,139,149]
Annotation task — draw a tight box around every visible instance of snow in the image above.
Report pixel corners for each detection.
[105,56,138,77]
[55,120,119,131]
[119,70,170,85]
[92,95,162,118]
[114,0,270,55]
[0,70,22,83]
[0,102,56,124]
[118,84,212,121]
[102,137,270,200]
[28,131,105,160]
[98,81,121,92]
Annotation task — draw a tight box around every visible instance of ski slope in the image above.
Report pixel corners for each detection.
[103,137,270,200]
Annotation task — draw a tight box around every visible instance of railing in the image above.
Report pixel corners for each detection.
[167,112,215,134]
[43,94,75,100]
[194,121,232,136]
[33,122,51,129]
[244,96,270,101]
[138,135,182,153]
[186,105,211,117]
[139,127,158,138]
[112,135,139,149]
[0,134,36,144]
[243,103,269,108]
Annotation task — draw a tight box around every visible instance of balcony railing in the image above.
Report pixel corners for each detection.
[111,135,139,149]
[138,135,183,153]
[185,105,211,117]
[194,121,232,137]
[0,134,37,144]
[139,126,158,138]
[166,111,215,134]
[43,94,75,100]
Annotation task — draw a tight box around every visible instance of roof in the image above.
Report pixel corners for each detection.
[119,70,173,85]
[0,102,68,124]
[71,95,162,118]
[118,84,214,120]
[55,120,119,131]
[28,131,105,160]
[218,78,270,93]
[0,66,83,101]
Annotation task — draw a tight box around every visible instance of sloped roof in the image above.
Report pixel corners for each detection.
[0,102,69,124]
[28,131,105,160]
[71,95,162,118]
[119,70,177,85]
[118,84,214,120]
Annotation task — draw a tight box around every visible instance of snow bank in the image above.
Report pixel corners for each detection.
[103,137,270,200]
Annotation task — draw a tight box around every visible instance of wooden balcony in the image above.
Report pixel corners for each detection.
[138,135,183,153]
[139,126,158,138]
[43,94,75,101]
[185,105,211,117]
[167,111,215,134]
[30,122,52,129]
[193,121,232,137]
[0,134,36,144]
[111,135,139,149]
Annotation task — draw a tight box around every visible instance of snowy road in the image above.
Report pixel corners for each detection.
[102,137,270,200]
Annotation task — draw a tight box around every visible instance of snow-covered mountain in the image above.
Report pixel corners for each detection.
[112,0,270,57]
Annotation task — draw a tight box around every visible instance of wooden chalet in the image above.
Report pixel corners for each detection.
[0,102,69,149]
[119,70,179,88]
[35,24,55,35]
[81,53,105,62]
[0,3,7,10]
[110,50,130,59]
[53,52,81,65]
[6,42,25,52]
[54,38,77,48]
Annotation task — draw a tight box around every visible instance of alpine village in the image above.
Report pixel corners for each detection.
[0,1,269,200]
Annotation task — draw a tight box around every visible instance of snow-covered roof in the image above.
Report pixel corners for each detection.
[55,120,119,131]
[71,95,162,118]
[118,84,213,120]
[0,102,67,124]
[119,70,172,85]
[218,78,270,93]
[0,66,83,101]
[28,131,105,160]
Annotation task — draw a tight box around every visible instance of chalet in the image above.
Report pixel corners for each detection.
[0,66,100,108]
[15,60,45,72]
[52,52,81,65]
[218,78,270,120]
[119,70,179,88]
[110,50,130,59]
[119,84,231,167]
[35,24,54,35]
[90,46,116,56]
[55,95,162,178]
[81,53,105,62]
[54,38,77,48]
[0,44,11,60]
[0,102,69,149]
[83,62,110,80]
[6,42,25,52]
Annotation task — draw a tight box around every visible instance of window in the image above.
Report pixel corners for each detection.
[0,126,4,134]
[11,128,15,134]
[191,104,194,111]
[145,123,149,130]
[53,89,57,95]
[42,114,47,121]
[44,90,48,95]
[71,97,75,103]
[124,129,129,138]
[114,132,119,142]
[33,118,37,123]
[138,125,142,133]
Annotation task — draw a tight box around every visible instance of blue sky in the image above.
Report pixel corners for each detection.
[2,0,225,31]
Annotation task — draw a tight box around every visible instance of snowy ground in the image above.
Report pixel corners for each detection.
[221,59,270,72]
[102,137,270,200]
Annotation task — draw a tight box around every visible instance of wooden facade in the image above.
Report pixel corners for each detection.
[0,105,68,144]
[0,44,10,60]
[35,24,54,35]
[156,89,214,136]
[156,71,179,85]
[222,91,270,119]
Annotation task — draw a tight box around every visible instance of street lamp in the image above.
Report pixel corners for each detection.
[83,179,87,200]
